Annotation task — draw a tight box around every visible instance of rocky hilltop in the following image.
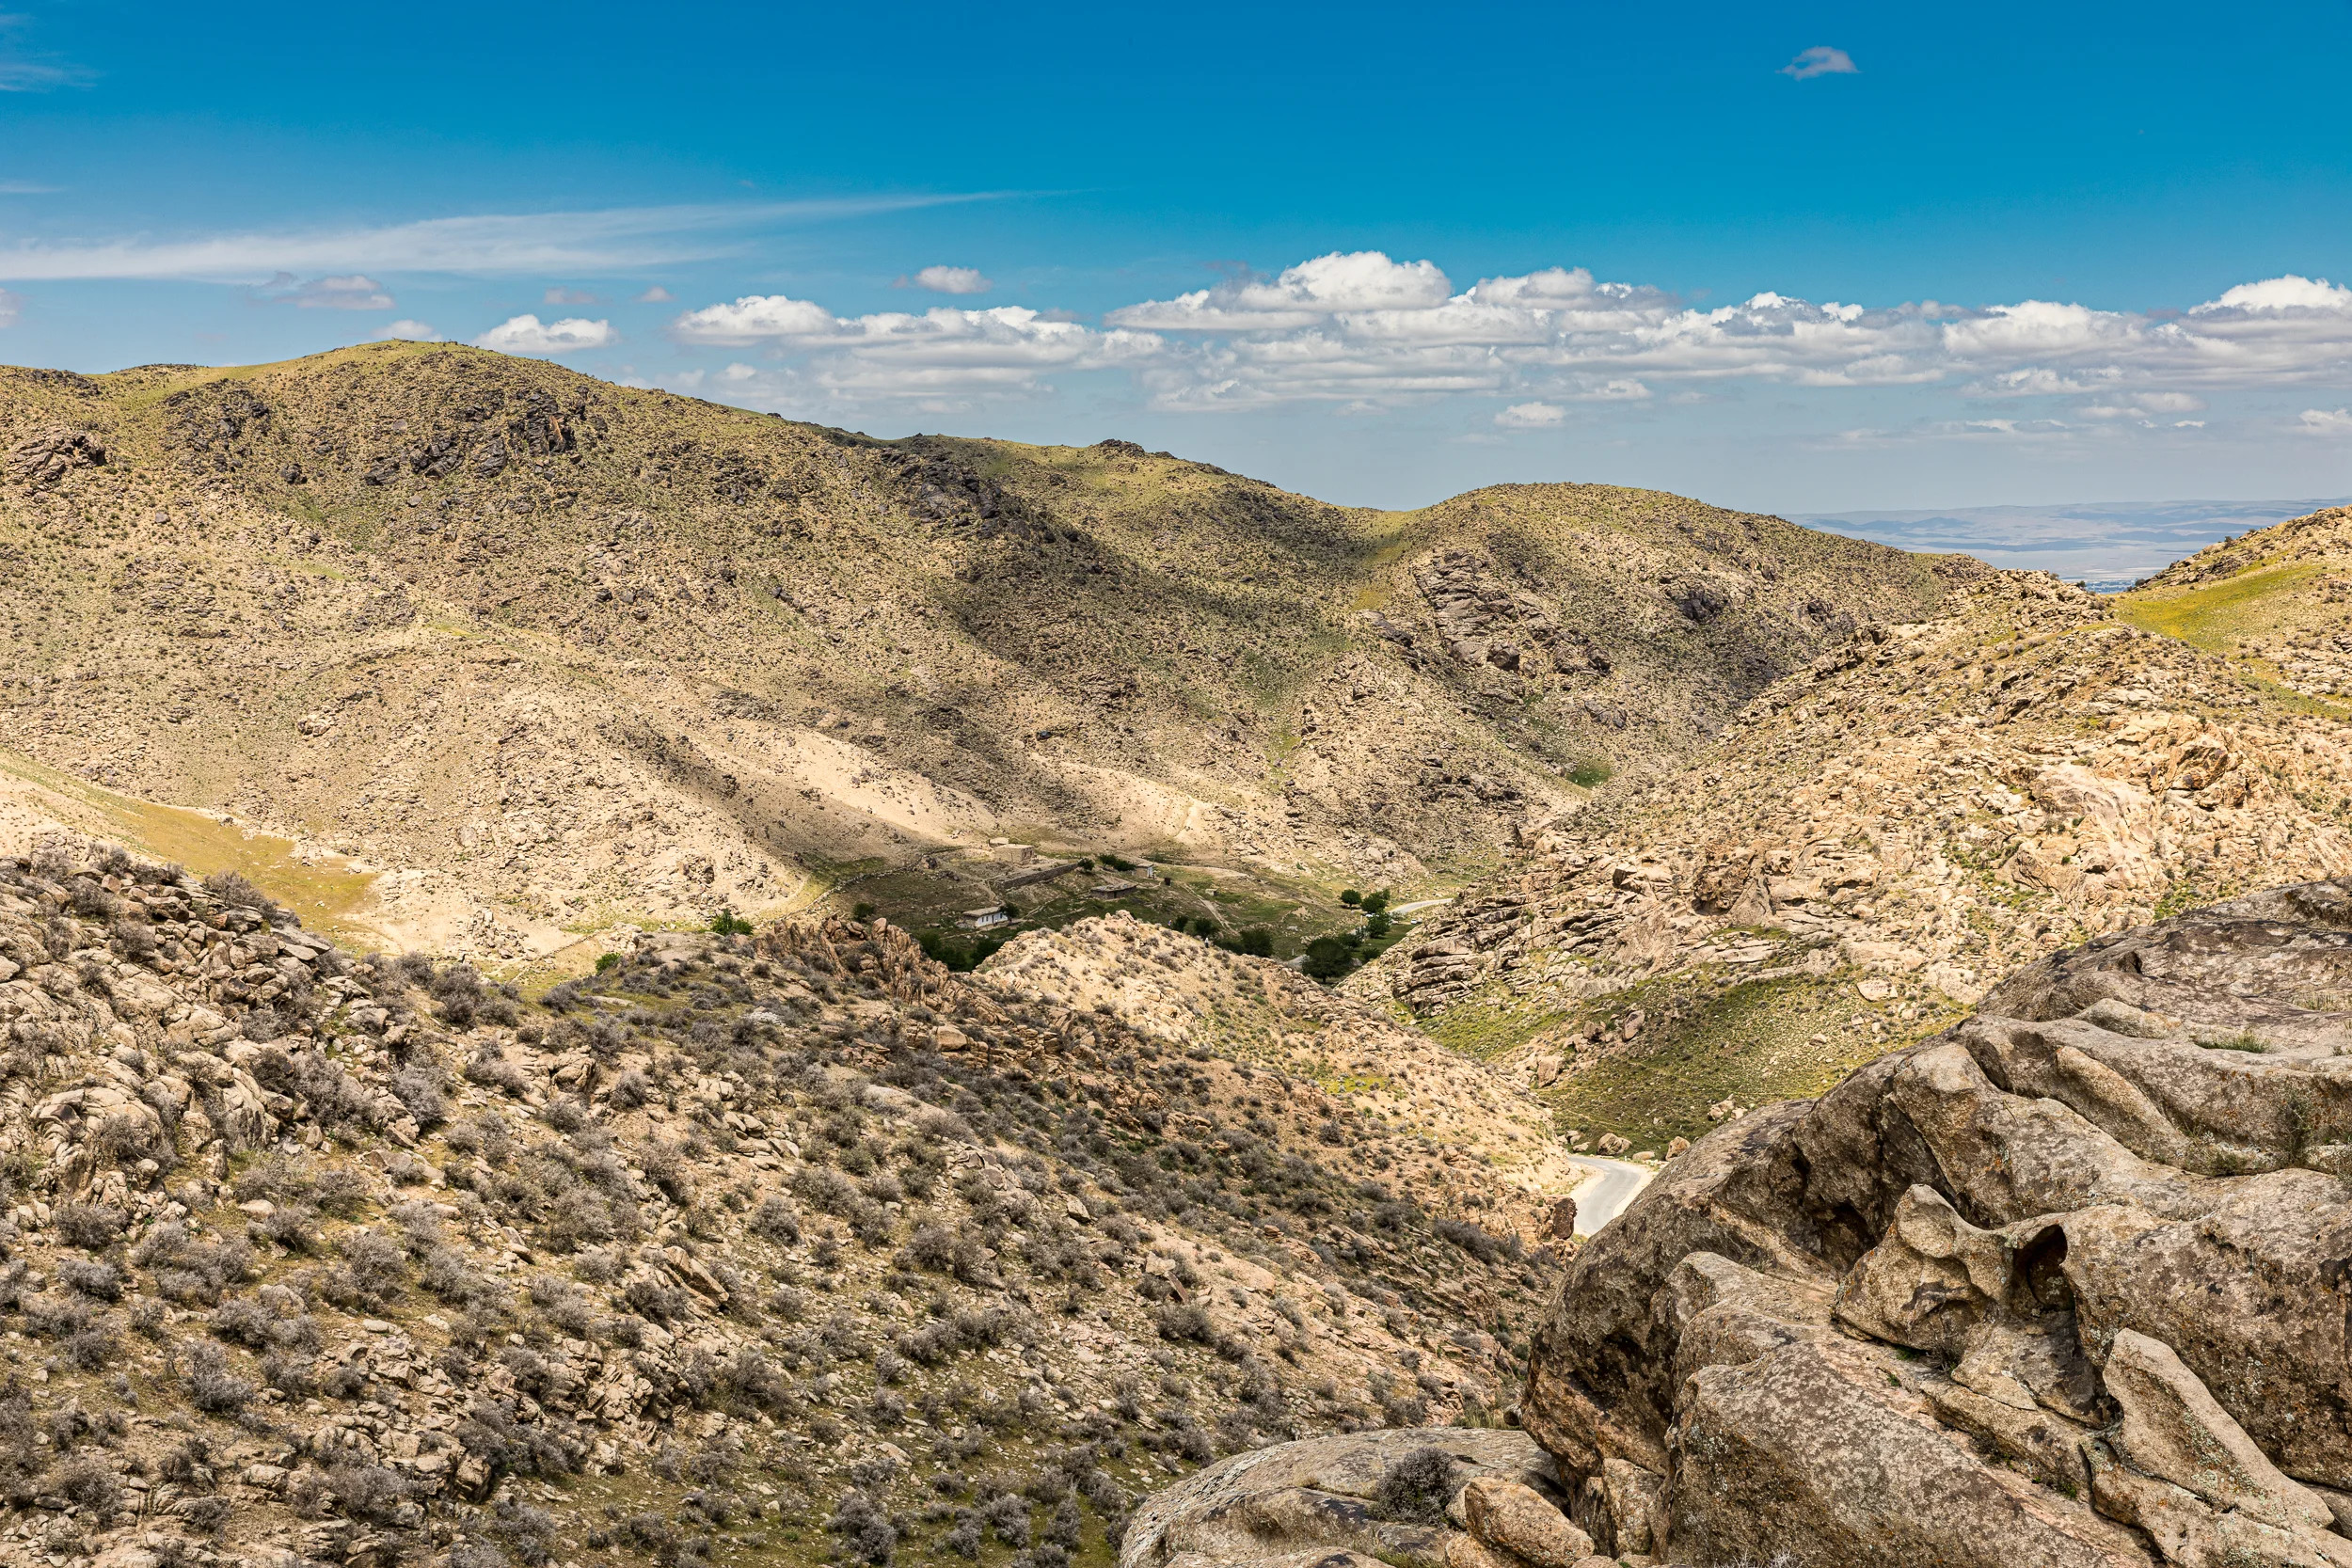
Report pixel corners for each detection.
[1126,883,2352,1567]
[0,345,1957,966]
[1359,545,2352,1148]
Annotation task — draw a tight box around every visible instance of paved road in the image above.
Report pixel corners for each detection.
[1564,1156,1653,1236]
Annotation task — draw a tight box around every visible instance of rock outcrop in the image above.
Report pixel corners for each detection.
[1148,885,2352,1566]
[1120,1427,1586,1568]
[1520,881,2352,1566]
[1359,562,2352,1149]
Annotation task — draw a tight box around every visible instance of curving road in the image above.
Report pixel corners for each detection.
[1564,1156,1653,1236]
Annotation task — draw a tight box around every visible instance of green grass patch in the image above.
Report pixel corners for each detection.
[1541,970,1963,1148]
[2113,561,2321,653]
[1424,984,1573,1062]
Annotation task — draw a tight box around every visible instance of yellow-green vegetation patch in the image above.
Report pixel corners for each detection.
[2114,561,2322,653]
[0,747,380,941]
[1425,983,1573,1063]
[1543,969,1967,1148]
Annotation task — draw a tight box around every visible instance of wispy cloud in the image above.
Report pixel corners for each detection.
[0,287,18,327]
[0,194,1008,282]
[1781,46,1859,79]
[635,285,674,303]
[0,12,83,92]
[1495,402,1565,428]
[474,314,616,355]
[0,180,54,195]
[544,286,601,306]
[253,272,394,309]
[898,264,992,295]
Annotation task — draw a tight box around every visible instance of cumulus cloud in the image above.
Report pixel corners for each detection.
[1495,402,1565,428]
[2196,276,2352,313]
[544,286,601,306]
[1108,251,1453,331]
[372,319,441,341]
[670,293,1161,401]
[0,288,17,327]
[902,265,992,295]
[473,314,616,355]
[672,293,839,343]
[1782,46,1858,79]
[1095,253,2352,412]
[254,272,394,309]
[635,285,674,303]
[647,253,2352,420]
[2297,407,2352,434]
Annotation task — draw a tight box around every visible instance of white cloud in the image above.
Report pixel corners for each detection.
[1495,402,1565,428]
[2297,407,2352,434]
[1108,251,1453,331]
[473,314,616,355]
[372,319,441,341]
[636,255,2352,421]
[669,293,1162,402]
[1782,46,1858,79]
[635,285,674,303]
[0,181,53,195]
[544,286,600,306]
[0,288,17,327]
[672,293,839,343]
[1103,257,2352,411]
[255,272,393,309]
[904,265,992,295]
[2194,275,2352,314]
[0,194,1003,281]
[2079,391,2205,420]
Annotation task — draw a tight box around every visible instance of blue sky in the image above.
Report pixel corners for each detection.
[3,0,2351,519]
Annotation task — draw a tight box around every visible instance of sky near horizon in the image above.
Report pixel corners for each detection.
[2,1,2350,518]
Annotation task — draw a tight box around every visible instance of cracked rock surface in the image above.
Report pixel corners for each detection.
[1144,884,2352,1566]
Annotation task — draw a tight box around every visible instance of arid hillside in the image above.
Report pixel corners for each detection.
[1358,532,2352,1149]
[0,827,1581,1568]
[0,344,1963,968]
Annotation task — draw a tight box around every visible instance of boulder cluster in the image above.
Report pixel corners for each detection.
[0,835,1566,1567]
[1139,883,2352,1566]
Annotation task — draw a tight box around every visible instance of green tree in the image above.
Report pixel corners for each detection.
[1302,935,1356,980]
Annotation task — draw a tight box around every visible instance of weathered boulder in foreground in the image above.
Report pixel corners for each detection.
[1524,882,2352,1565]
[1118,1427,1581,1568]
[1138,885,2352,1566]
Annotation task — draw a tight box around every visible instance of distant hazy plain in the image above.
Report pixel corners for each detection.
[1797,499,2350,593]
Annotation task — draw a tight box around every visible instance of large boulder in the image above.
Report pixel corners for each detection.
[1129,886,2352,1564]
[1518,882,2352,1565]
[1118,1428,1577,1568]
